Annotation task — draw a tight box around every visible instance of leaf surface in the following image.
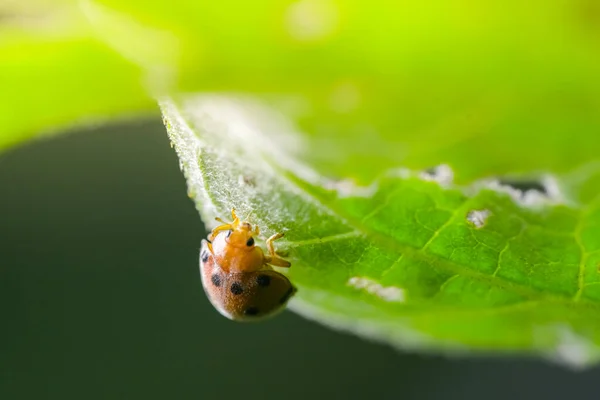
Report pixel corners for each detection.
[162,95,600,368]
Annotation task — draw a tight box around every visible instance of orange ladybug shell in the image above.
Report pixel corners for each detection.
[200,239,296,321]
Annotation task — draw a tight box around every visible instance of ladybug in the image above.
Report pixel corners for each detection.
[199,208,296,321]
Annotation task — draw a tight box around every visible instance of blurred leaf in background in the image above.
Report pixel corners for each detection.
[2,0,600,366]
[4,0,600,181]
[0,0,153,149]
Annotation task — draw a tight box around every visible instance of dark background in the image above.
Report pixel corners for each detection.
[1,120,598,400]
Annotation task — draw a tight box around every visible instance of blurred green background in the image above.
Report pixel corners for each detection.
[1,120,599,400]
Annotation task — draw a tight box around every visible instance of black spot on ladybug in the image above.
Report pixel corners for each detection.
[244,307,260,316]
[211,274,222,287]
[246,237,254,247]
[226,230,232,238]
[256,274,271,287]
[279,286,295,304]
[201,250,209,263]
[230,282,244,295]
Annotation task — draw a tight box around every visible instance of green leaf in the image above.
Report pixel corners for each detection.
[161,95,600,368]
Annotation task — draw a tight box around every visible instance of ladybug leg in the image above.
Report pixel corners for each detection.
[230,208,240,223]
[209,222,233,241]
[266,256,291,268]
[266,232,284,254]
[265,232,291,268]
[209,208,241,241]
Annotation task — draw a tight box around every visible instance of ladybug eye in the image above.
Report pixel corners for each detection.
[226,230,232,238]
[246,237,255,247]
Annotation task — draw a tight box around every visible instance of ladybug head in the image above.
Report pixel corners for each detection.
[225,215,259,249]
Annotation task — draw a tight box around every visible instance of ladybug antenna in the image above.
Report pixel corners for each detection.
[229,208,243,227]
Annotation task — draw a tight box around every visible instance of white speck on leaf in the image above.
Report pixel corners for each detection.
[467,209,491,228]
[475,174,568,208]
[540,174,567,203]
[324,178,378,198]
[545,325,600,369]
[289,287,450,352]
[419,164,454,187]
[348,277,406,302]
[285,0,339,41]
